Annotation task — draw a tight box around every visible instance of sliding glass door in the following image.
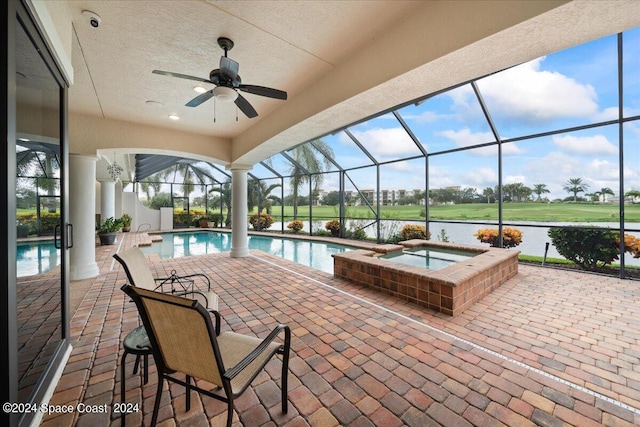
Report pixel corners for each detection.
[3,1,71,425]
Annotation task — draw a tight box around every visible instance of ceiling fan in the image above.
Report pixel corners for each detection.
[152,37,287,119]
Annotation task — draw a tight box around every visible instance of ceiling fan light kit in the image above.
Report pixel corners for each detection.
[213,86,238,102]
[152,36,287,119]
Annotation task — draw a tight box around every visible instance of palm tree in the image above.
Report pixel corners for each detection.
[247,179,281,214]
[625,189,640,203]
[209,180,232,227]
[138,178,162,204]
[532,184,550,202]
[17,150,60,212]
[284,139,334,219]
[562,178,589,202]
[596,187,614,203]
[584,192,599,202]
[482,187,494,204]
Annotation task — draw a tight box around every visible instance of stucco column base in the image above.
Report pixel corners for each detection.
[70,263,100,281]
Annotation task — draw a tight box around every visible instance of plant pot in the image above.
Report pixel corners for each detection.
[98,232,117,245]
[199,218,209,228]
[122,226,131,232]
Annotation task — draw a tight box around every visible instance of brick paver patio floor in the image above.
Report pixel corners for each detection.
[41,232,640,426]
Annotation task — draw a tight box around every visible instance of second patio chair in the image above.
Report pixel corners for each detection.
[122,284,291,427]
[113,246,219,315]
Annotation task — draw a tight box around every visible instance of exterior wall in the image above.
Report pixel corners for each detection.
[122,192,161,232]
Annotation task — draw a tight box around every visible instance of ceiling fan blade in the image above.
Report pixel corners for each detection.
[219,56,239,81]
[152,69,212,84]
[238,84,287,100]
[186,90,214,107]
[235,93,258,118]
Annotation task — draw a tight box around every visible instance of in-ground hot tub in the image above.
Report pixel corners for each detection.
[332,239,519,316]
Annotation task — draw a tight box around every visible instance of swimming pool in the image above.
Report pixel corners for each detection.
[139,232,354,274]
[17,241,60,277]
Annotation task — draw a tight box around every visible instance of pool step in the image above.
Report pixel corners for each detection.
[135,232,162,247]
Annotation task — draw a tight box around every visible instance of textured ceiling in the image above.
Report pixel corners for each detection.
[67,0,421,139]
[63,0,640,171]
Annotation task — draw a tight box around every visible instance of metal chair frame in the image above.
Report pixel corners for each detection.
[122,284,291,427]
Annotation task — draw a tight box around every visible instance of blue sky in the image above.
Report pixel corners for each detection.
[255,26,639,202]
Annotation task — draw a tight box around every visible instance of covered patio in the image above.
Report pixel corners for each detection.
[40,232,640,426]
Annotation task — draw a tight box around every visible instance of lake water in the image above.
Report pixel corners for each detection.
[272,220,640,267]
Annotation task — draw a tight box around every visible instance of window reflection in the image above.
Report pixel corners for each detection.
[15,19,62,402]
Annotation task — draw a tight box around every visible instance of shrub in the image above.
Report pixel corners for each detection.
[475,227,522,248]
[209,213,223,227]
[173,210,193,227]
[287,220,304,233]
[249,213,274,230]
[399,224,431,240]
[548,227,619,271]
[325,220,340,237]
[17,223,29,238]
[345,227,366,240]
[39,212,60,234]
[385,233,402,244]
[619,233,640,258]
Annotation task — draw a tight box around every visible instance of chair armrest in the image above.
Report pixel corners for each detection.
[154,271,212,293]
[223,324,290,381]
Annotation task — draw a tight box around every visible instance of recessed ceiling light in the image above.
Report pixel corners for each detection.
[168,114,180,120]
[146,100,163,107]
[193,86,207,94]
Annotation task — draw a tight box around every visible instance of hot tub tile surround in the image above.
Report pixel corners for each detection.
[332,239,519,316]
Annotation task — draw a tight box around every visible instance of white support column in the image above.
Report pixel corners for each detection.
[100,180,115,221]
[229,164,251,258]
[69,154,99,280]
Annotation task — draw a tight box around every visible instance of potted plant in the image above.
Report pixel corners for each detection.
[121,213,132,232]
[197,214,210,228]
[97,217,123,245]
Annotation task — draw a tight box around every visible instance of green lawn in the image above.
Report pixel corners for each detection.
[249,202,639,223]
[22,202,635,223]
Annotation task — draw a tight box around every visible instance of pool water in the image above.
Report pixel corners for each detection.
[381,247,476,270]
[17,241,60,277]
[139,232,354,274]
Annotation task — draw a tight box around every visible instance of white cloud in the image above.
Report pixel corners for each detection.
[461,167,496,187]
[437,128,522,156]
[627,122,640,138]
[475,57,599,123]
[505,175,526,184]
[384,161,414,172]
[414,110,446,123]
[342,127,421,159]
[552,134,617,155]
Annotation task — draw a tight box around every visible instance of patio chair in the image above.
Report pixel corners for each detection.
[113,246,219,317]
[121,284,291,427]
